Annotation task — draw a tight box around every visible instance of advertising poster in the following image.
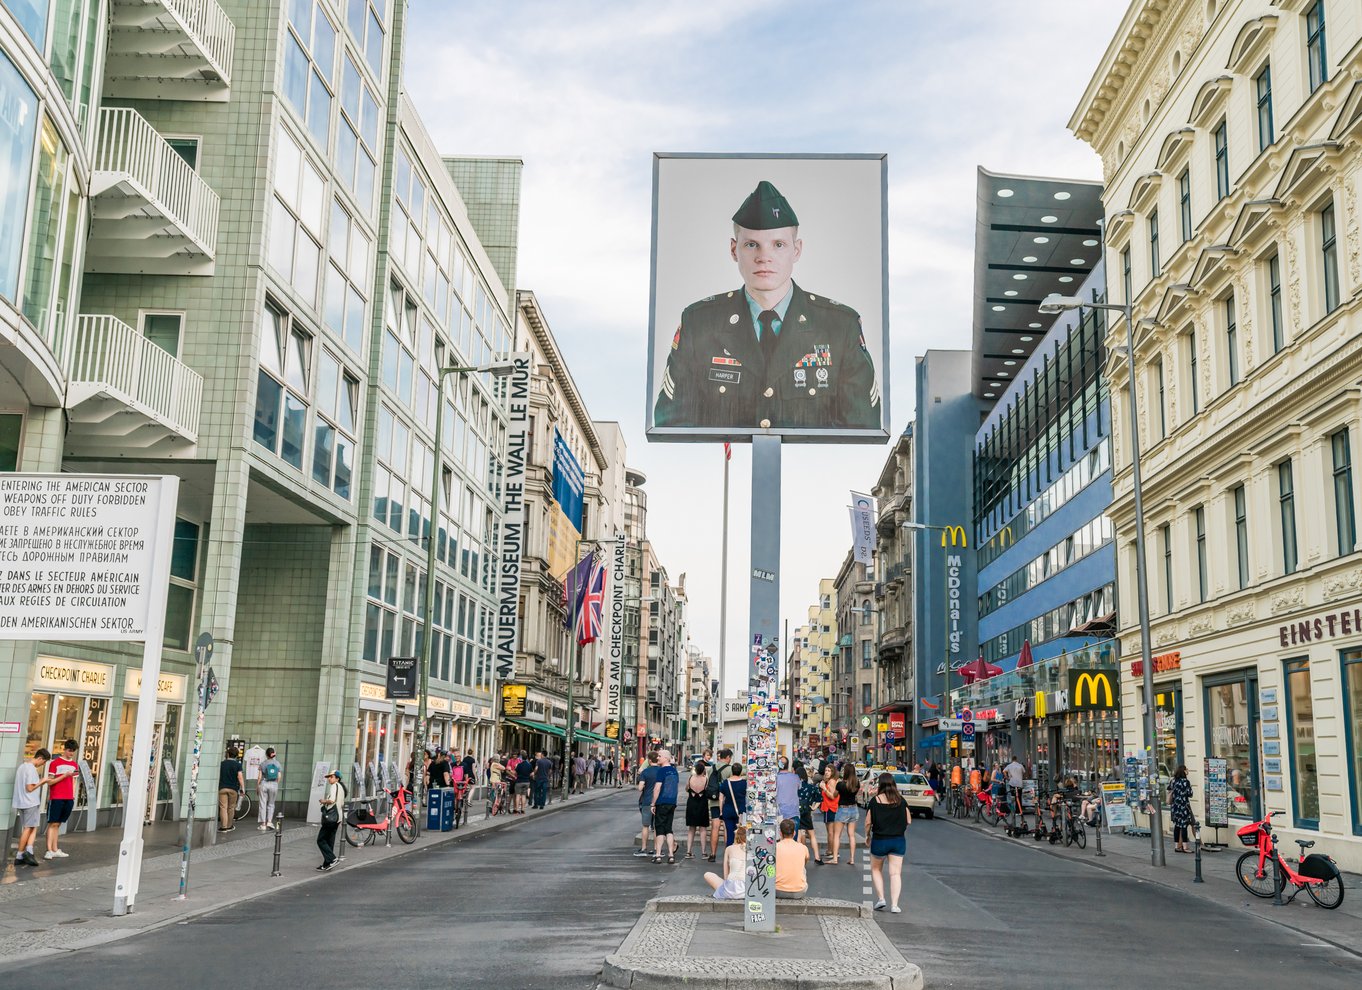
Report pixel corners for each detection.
[646,153,889,443]
[1204,757,1229,827]
[1101,781,1134,828]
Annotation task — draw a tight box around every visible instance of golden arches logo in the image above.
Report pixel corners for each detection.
[996,526,1014,547]
[1069,670,1118,711]
[940,525,968,548]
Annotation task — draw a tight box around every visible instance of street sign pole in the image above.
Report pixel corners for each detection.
[177,632,214,900]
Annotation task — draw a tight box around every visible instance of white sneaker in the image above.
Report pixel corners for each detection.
[890,905,902,914]
[258,824,269,831]
[50,849,68,858]
[873,899,886,911]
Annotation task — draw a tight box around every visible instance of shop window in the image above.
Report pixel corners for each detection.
[1342,648,1362,835]
[0,413,21,470]
[1204,670,1259,819]
[1284,658,1319,829]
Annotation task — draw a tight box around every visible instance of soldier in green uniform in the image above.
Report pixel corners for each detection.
[654,180,880,432]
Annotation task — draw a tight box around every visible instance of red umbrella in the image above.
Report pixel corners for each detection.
[1016,640,1034,669]
[958,657,1003,683]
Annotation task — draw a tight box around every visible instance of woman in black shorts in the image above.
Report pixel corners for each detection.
[863,772,909,913]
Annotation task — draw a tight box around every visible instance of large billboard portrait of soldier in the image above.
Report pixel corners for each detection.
[646,153,889,443]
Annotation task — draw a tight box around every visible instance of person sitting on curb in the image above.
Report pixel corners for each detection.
[775,818,809,899]
[704,825,747,900]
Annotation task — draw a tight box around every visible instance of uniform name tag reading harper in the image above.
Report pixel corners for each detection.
[709,369,741,384]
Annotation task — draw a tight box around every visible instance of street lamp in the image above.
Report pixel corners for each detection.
[414,357,516,836]
[1040,290,1166,869]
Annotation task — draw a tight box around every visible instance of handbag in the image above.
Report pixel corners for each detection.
[321,803,339,826]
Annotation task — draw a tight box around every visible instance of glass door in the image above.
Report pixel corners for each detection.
[1204,669,1259,820]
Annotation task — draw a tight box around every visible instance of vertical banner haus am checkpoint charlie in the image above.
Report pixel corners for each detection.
[645,154,890,443]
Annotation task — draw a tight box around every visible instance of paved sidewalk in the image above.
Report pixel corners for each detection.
[0,785,621,962]
[944,812,1362,956]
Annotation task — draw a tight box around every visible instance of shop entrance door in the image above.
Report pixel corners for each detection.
[1204,669,1260,820]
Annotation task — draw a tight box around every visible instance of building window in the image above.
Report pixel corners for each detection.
[861,683,872,710]
[164,518,201,651]
[1121,245,1132,304]
[1187,330,1199,415]
[269,123,325,308]
[1342,648,1362,835]
[312,348,359,500]
[1322,201,1340,314]
[141,312,183,358]
[1307,0,1328,93]
[282,0,338,150]
[1268,253,1284,353]
[1284,658,1320,828]
[323,198,371,354]
[1224,293,1238,387]
[0,51,37,305]
[1213,120,1229,200]
[1161,523,1174,613]
[253,301,311,470]
[1194,506,1207,602]
[1255,63,1274,152]
[1154,357,1166,439]
[861,600,872,625]
[1233,484,1248,590]
[861,640,872,668]
[345,0,387,78]
[1279,459,1298,575]
[1178,169,1192,242]
[337,52,380,211]
[0,413,20,471]
[1149,209,1160,278]
[1332,427,1355,556]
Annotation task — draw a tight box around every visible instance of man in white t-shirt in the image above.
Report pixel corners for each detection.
[12,748,58,868]
[1003,757,1025,821]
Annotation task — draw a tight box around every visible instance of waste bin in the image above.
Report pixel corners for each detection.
[439,786,456,831]
[426,788,446,831]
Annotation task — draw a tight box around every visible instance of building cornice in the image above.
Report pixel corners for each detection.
[517,289,607,469]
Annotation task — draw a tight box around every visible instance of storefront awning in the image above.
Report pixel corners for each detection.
[506,718,565,738]
[572,729,619,746]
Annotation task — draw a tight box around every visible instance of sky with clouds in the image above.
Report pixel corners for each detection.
[404,0,1128,693]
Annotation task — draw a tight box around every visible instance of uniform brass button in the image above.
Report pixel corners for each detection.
[764,387,774,397]
[809,388,817,396]
[760,418,771,429]
[719,386,727,394]
[729,314,739,324]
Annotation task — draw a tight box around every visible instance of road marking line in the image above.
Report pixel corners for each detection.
[863,886,873,894]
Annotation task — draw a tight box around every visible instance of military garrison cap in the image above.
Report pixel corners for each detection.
[732,180,798,230]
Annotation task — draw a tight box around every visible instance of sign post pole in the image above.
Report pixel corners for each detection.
[177,632,214,900]
[744,435,780,934]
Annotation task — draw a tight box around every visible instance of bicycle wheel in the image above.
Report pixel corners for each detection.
[1072,819,1086,849]
[395,812,416,844]
[1236,851,1280,898]
[343,823,369,848]
[1306,867,1345,909]
[982,804,999,827]
[234,792,252,821]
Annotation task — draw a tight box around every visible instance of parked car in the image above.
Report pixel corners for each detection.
[857,769,935,818]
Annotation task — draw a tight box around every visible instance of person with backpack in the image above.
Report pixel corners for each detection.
[705,748,732,862]
[257,747,283,830]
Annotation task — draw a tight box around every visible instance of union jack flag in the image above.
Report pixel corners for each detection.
[565,552,607,646]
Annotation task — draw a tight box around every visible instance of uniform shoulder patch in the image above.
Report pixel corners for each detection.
[671,325,682,350]
[805,292,861,320]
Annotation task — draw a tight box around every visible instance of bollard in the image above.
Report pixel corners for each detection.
[271,812,284,877]
[336,804,346,864]
[1094,821,1104,857]
[1193,828,1203,883]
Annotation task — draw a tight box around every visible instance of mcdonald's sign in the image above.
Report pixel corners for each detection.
[939,525,968,548]
[997,525,1014,547]
[1068,668,1119,711]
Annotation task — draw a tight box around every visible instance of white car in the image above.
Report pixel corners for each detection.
[858,769,936,819]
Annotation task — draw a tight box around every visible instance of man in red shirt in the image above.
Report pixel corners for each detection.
[45,739,80,860]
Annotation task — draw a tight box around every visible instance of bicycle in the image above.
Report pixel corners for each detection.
[978,788,1002,826]
[486,781,511,818]
[1235,811,1343,908]
[233,790,252,822]
[950,784,969,819]
[451,780,472,828]
[1058,799,1087,848]
[344,786,417,846]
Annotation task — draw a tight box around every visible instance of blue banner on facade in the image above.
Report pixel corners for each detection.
[552,429,585,530]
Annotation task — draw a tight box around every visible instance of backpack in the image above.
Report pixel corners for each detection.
[705,765,723,800]
[262,761,280,782]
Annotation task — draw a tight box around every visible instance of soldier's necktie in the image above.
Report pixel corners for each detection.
[758,310,779,357]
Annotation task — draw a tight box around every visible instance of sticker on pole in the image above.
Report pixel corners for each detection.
[0,474,176,641]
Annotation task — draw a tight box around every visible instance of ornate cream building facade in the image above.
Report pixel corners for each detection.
[1073,0,1362,867]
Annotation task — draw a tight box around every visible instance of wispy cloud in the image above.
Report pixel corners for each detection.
[404,0,1125,687]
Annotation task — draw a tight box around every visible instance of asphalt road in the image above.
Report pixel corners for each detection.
[1,791,1359,989]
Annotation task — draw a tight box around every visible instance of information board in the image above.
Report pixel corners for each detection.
[1101,781,1135,828]
[1204,757,1229,827]
[0,474,176,640]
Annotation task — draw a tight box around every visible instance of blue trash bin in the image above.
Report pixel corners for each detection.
[426,789,444,831]
[439,787,456,831]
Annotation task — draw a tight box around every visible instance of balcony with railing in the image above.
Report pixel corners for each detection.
[88,107,220,275]
[104,0,235,101]
[63,315,203,454]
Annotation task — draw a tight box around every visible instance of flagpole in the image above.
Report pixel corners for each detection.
[719,444,730,742]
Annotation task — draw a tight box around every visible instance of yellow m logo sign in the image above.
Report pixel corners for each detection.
[940,525,968,548]
[997,526,1014,547]
[1069,669,1118,710]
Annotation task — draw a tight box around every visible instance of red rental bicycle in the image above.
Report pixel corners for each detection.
[344,786,417,847]
[1235,811,1344,908]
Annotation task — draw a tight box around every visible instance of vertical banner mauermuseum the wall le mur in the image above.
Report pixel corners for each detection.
[495,353,532,681]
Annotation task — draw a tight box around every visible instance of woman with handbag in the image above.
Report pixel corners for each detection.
[317,767,345,871]
[719,763,747,847]
[819,765,840,863]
